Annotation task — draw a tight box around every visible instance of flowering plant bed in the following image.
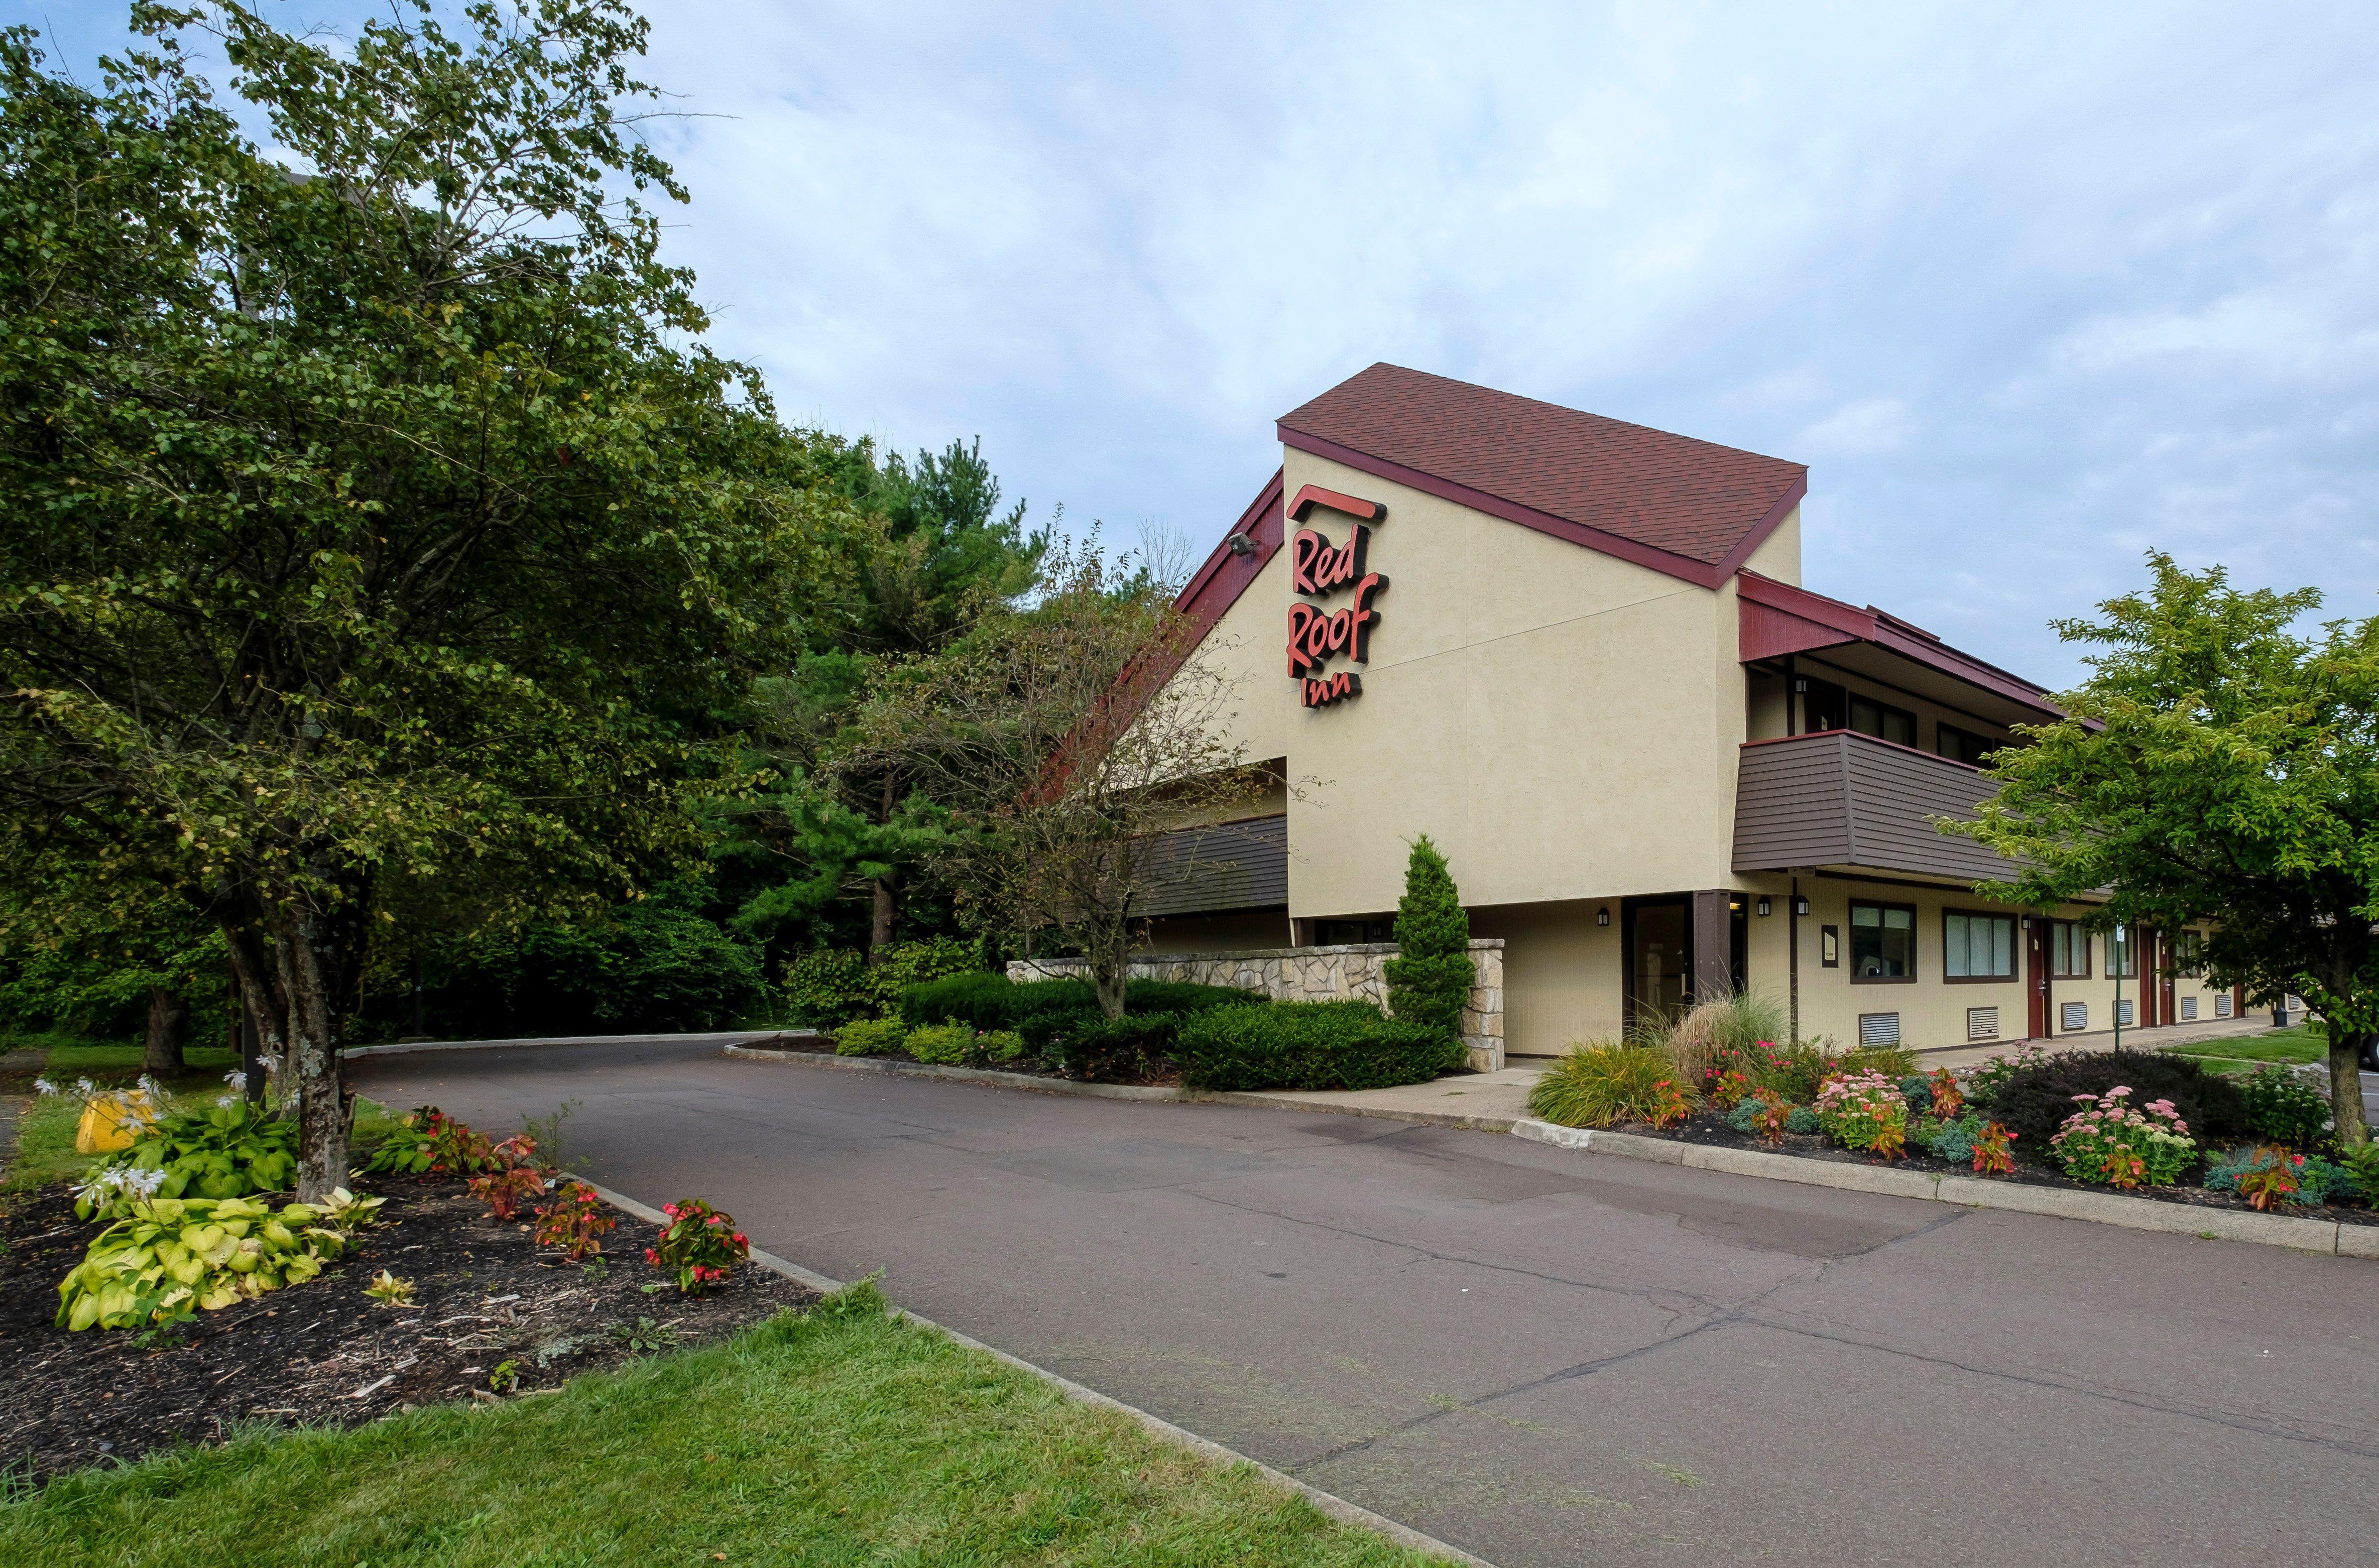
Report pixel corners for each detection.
[1590,1108,2379,1228]
[0,1176,813,1480]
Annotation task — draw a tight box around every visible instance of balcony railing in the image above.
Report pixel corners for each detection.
[1732,730,2016,881]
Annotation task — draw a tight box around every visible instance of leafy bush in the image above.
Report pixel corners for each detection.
[2297,1156,2357,1205]
[2240,1066,2331,1147]
[1382,834,1473,1046]
[1965,1042,2048,1105]
[1178,1001,1462,1093]
[834,1017,907,1056]
[1050,1014,1181,1083]
[1927,1069,1964,1119]
[2204,1146,2309,1210]
[1816,1070,1908,1157]
[533,1181,616,1261]
[1119,981,1267,1017]
[645,1198,750,1295]
[1726,1094,1794,1143]
[1970,1120,2017,1174]
[1896,1073,1933,1109]
[900,972,1095,1045]
[361,1106,497,1176]
[1986,1049,2246,1151]
[466,1135,550,1220]
[2344,1142,2379,1205]
[1785,1106,1820,1135]
[2048,1087,2196,1187]
[1527,1041,1700,1129]
[903,1022,976,1065]
[976,1029,1027,1064]
[57,1195,351,1330]
[1927,1116,1979,1163]
[83,1098,297,1217]
[1751,1041,1839,1105]
[788,938,981,1027]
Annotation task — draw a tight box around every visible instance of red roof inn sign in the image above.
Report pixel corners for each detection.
[1283,485,1388,709]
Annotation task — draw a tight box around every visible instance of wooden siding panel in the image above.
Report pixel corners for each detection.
[1735,733,2019,879]
[1135,815,1289,918]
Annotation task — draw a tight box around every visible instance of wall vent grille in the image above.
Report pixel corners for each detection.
[1858,1012,1901,1047]
[2060,1001,2088,1032]
[1966,1006,1999,1042]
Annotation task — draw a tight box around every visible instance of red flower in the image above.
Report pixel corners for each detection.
[732,1233,746,1245]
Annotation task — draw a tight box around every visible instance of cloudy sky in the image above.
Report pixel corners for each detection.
[31,2,2379,685]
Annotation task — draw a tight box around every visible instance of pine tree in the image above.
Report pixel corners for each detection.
[1382,835,1474,1061]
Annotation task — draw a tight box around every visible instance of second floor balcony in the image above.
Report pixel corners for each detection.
[1732,728,2018,882]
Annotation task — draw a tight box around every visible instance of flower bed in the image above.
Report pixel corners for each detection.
[0,1175,814,1480]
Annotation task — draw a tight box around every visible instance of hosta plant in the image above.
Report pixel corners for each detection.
[534,1181,618,1260]
[646,1198,751,1295]
[1815,1071,1909,1156]
[56,1197,349,1331]
[80,1099,300,1217]
[2049,1087,2196,1188]
[366,1270,416,1305]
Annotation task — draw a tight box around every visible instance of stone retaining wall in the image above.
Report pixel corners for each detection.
[1008,939,1505,1072]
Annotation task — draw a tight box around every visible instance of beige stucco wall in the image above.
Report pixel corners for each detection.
[1273,450,1743,919]
[1187,544,1292,772]
[1741,505,1801,586]
[1469,900,1625,1056]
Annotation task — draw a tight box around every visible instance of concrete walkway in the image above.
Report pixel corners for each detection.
[353,1036,2379,1568]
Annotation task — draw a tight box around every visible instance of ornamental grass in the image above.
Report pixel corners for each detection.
[1528,1041,1700,1129]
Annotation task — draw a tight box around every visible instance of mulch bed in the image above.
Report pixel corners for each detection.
[1616,1110,2379,1227]
[0,1177,815,1480]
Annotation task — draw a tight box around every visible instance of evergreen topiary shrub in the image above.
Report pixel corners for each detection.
[1986,1048,2246,1152]
[1381,835,1473,1052]
[1176,1001,1460,1092]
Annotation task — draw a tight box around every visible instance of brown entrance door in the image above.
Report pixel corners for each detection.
[1624,898,1692,1031]
[2025,915,2048,1040]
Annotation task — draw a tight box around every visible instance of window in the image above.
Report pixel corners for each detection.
[1800,676,1848,734]
[1848,695,1918,748]
[1936,723,1998,767]
[1312,919,1389,946]
[1944,910,2016,981]
[2174,930,2206,978]
[2047,921,2088,979]
[1849,902,1915,981]
[2105,927,2137,979]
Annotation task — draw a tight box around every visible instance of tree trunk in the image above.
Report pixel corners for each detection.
[868,872,899,960]
[141,988,188,1074]
[2330,1036,2369,1147]
[275,905,351,1201]
[222,924,285,1106]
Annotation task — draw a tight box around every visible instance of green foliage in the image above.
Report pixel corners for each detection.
[898,972,1255,1053]
[975,1030,1028,1064]
[1785,1106,1821,1135]
[1381,836,1471,1041]
[1953,553,2379,1145]
[84,1100,297,1217]
[1527,1041,1698,1129]
[2240,1066,2332,1148]
[533,1182,617,1262]
[2047,1087,2197,1187]
[647,1198,749,1295]
[1050,1014,1182,1083]
[1644,990,1789,1085]
[360,1107,497,1177]
[788,939,980,1027]
[902,1022,976,1065]
[834,1018,907,1056]
[1814,1071,1909,1157]
[57,1195,349,1331]
[1986,1049,2247,1151]
[1175,1001,1460,1093]
[2343,1141,2379,1205]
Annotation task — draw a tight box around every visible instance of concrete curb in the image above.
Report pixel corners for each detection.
[569,1174,1489,1567]
[724,1045,1523,1130]
[1510,1119,2366,1257]
[722,1045,1184,1102]
[347,1030,814,1061]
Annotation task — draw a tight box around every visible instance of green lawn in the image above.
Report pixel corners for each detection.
[0,1282,1444,1567]
[2162,1024,2326,1077]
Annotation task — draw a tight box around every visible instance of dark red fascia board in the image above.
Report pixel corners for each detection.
[1287,483,1383,524]
[1735,571,2067,721]
[1275,425,1807,592]
[1173,466,1285,632]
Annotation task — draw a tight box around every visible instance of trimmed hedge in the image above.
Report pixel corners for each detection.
[1984,1048,2248,1151]
[1176,1000,1462,1092]
[899,973,1263,1050]
[1049,1014,1181,1082]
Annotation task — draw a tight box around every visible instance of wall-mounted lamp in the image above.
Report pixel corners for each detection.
[1756,897,1772,917]
[1793,896,1810,917]
[1596,906,1610,927]
[1793,677,1808,693]
[1225,532,1257,557]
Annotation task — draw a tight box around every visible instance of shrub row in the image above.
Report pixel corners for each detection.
[1175,1001,1462,1092]
[897,972,1264,1049]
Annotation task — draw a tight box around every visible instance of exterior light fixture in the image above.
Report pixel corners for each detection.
[1596,906,1610,926]
[1225,532,1257,557]
[1793,896,1810,917]
[1756,897,1772,917]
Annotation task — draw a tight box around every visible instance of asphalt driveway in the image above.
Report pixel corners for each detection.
[353,1040,2379,1567]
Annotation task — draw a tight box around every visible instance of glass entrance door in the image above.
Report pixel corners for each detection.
[1624,899,1691,1029]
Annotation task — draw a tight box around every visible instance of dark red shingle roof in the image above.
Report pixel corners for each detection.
[1277,364,1807,573]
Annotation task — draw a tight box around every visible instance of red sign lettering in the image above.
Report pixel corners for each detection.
[1301,671,1361,707]
[1285,572,1388,677]
[1283,496,1393,710]
[1290,526,1370,596]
